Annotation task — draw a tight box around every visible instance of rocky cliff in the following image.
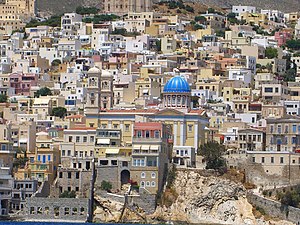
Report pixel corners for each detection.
[93,170,294,225]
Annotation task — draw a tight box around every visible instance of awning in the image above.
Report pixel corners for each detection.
[105,148,120,154]
[19,138,28,143]
[133,145,141,150]
[97,139,110,144]
[141,145,150,150]
[150,145,159,150]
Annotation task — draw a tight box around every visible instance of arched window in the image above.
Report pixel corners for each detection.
[151,172,156,178]
[141,172,145,178]
[177,95,181,106]
[146,181,150,187]
[151,181,156,187]
[172,95,176,105]
[140,181,145,187]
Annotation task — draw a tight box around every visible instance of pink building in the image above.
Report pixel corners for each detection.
[275,31,292,47]
[9,73,38,96]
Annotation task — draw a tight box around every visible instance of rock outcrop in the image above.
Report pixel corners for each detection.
[153,170,256,224]
[93,170,294,225]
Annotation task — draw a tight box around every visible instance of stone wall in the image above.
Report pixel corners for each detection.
[95,166,120,190]
[25,197,89,222]
[243,162,300,189]
[247,192,300,223]
[96,191,156,215]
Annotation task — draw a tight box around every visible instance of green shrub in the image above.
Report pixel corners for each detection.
[101,180,112,191]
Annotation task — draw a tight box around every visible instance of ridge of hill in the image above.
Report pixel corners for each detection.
[36,0,299,16]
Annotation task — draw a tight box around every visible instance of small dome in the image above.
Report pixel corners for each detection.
[88,66,101,73]
[163,76,190,93]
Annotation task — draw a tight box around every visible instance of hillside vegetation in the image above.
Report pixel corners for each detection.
[36,0,300,15]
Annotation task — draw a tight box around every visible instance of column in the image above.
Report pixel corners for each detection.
[194,122,198,153]
[174,122,178,146]
[108,121,112,129]
[180,122,184,146]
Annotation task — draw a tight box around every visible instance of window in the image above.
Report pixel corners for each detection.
[270,125,274,133]
[76,172,79,179]
[280,157,284,164]
[252,157,255,163]
[285,125,289,133]
[141,172,145,178]
[145,131,150,138]
[188,125,193,132]
[125,124,130,131]
[140,181,145,187]
[264,87,273,93]
[154,131,160,138]
[146,181,150,187]
[59,172,63,178]
[76,136,80,142]
[90,136,94,143]
[83,136,87,142]
[151,181,156,187]
[261,157,265,163]
[271,157,274,163]
[151,172,156,178]
[137,130,142,138]
[292,137,296,144]
[68,172,72,179]
[293,125,297,133]
[277,125,281,134]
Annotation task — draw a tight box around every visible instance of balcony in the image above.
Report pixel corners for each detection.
[132,137,162,143]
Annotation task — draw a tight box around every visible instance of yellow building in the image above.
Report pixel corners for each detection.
[85,76,209,152]
[15,132,60,183]
[240,12,267,26]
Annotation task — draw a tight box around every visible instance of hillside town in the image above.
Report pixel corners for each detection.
[1,0,300,223]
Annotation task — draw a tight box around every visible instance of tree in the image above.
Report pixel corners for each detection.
[76,6,99,15]
[51,59,61,67]
[185,5,194,13]
[266,63,273,73]
[215,30,225,38]
[155,39,161,52]
[265,47,278,59]
[199,142,226,172]
[111,28,127,35]
[191,95,200,108]
[51,107,67,118]
[194,16,206,23]
[59,190,76,198]
[35,87,52,97]
[207,8,215,13]
[283,68,296,82]
[286,39,300,50]
[101,180,112,191]
[0,94,7,103]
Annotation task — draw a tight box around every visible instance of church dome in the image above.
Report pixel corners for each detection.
[88,66,101,73]
[163,76,191,93]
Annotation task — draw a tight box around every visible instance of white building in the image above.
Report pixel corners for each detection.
[232,5,256,16]
[295,19,300,39]
[261,9,284,23]
[61,13,83,36]
[228,67,252,84]
[172,146,196,168]
[282,100,300,116]
[39,47,62,66]
[291,56,300,76]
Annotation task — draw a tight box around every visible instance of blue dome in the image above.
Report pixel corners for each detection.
[163,76,191,93]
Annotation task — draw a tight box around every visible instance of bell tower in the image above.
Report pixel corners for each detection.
[85,67,101,126]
